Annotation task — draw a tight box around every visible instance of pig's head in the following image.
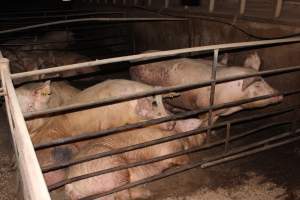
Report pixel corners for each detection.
[16,81,52,131]
[240,52,283,108]
[135,94,175,131]
[16,81,51,113]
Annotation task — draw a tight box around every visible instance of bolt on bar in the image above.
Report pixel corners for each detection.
[79,130,300,200]
[34,89,300,151]
[11,37,300,80]
[48,121,290,191]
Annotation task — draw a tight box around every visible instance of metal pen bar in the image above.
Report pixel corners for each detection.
[48,121,290,191]
[0,17,186,34]
[34,90,300,150]
[41,105,293,173]
[80,131,300,200]
[0,11,125,21]
[10,37,300,80]
[23,65,300,120]
[201,132,300,168]
[224,123,231,153]
[207,49,219,142]
[0,34,127,47]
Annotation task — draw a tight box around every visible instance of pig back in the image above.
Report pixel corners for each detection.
[130,58,212,109]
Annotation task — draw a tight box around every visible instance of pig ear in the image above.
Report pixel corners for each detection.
[33,81,51,96]
[243,52,261,71]
[219,53,228,66]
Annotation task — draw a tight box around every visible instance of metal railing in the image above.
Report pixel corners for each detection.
[1,36,300,200]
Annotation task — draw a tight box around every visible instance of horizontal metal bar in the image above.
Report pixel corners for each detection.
[48,121,290,191]
[79,130,300,200]
[0,34,127,47]
[0,17,186,34]
[0,8,111,16]
[41,103,295,172]
[34,90,300,151]
[23,64,300,120]
[201,131,300,168]
[0,11,125,21]
[10,37,300,80]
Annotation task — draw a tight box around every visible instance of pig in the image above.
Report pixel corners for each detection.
[15,79,176,187]
[130,52,283,124]
[16,80,80,134]
[54,79,176,135]
[65,125,189,200]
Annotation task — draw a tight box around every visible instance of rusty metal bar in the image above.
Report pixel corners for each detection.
[10,37,300,80]
[224,123,231,153]
[23,65,300,120]
[0,17,186,34]
[79,130,300,200]
[41,103,294,172]
[34,89,300,151]
[207,49,219,142]
[48,121,290,191]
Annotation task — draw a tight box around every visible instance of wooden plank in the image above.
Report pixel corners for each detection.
[0,58,51,200]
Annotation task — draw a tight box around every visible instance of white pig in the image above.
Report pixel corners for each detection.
[130,52,283,124]
[65,125,189,200]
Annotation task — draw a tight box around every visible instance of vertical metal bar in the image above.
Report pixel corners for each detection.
[113,0,116,4]
[275,0,283,18]
[123,0,126,5]
[165,0,169,8]
[206,49,219,142]
[209,0,215,12]
[291,108,299,134]
[148,0,152,6]
[240,0,247,15]
[0,58,51,200]
[134,0,138,5]
[224,123,231,153]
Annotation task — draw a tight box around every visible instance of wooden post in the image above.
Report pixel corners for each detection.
[240,0,247,15]
[275,0,283,18]
[0,58,51,200]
